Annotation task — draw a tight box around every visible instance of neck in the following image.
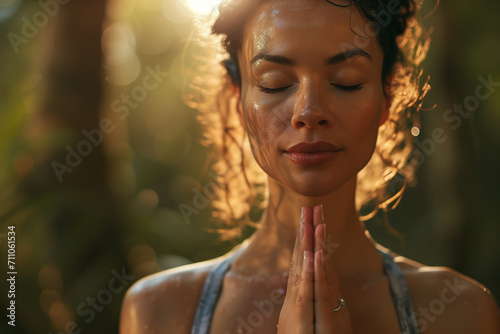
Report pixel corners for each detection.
[236,175,382,281]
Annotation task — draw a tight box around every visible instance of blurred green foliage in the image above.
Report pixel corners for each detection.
[0,0,499,333]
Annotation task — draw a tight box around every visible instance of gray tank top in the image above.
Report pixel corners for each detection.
[190,247,420,334]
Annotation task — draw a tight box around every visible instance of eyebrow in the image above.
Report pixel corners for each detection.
[250,54,295,66]
[250,48,372,66]
[325,48,372,65]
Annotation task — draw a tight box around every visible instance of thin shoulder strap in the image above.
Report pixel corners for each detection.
[379,250,420,334]
[190,252,238,334]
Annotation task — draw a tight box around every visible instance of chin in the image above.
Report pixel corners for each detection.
[296,187,334,198]
[279,173,353,198]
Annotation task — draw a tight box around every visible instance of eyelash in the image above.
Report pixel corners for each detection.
[332,84,363,92]
[258,86,292,94]
[258,84,363,94]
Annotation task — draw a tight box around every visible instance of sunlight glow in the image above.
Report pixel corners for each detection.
[178,0,221,16]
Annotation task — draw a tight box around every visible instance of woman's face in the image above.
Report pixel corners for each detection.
[237,0,390,197]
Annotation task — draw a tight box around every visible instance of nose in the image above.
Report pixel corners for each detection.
[291,84,332,129]
[292,110,330,129]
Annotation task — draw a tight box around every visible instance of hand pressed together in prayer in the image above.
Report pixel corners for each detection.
[277,205,353,334]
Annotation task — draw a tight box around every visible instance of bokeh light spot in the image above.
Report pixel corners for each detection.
[102,23,141,85]
[39,290,62,315]
[136,189,159,208]
[125,241,161,276]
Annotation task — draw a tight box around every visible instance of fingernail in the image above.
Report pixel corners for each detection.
[320,249,324,263]
[300,206,304,222]
[320,204,324,223]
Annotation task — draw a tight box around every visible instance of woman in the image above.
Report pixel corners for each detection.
[120,0,500,333]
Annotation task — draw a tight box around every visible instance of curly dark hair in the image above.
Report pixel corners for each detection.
[186,0,431,239]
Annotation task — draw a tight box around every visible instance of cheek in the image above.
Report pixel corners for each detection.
[242,88,288,143]
[343,91,384,154]
[242,94,288,173]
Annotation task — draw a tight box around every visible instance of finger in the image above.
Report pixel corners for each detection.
[297,250,314,309]
[314,227,352,333]
[313,204,323,228]
[313,205,324,254]
[302,206,314,262]
[279,206,315,334]
[316,223,341,302]
[288,207,314,292]
[280,250,315,334]
[314,249,336,331]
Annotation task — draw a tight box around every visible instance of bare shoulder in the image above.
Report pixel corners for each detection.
[119,257,222,334]
[394,255,500,334]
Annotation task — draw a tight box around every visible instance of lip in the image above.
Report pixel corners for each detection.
[283,141,341,165]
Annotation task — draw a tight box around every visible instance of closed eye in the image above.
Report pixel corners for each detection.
[332,84,362,92]
[258,86,292,94]
[259,84,362,94]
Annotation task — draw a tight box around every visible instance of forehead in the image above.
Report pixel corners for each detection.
[241,0,377,60]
